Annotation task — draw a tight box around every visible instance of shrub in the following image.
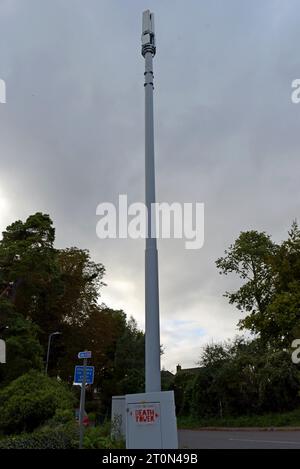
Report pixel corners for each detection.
[46,409,75,427]
[83,424,125,449]
[0,425,78,449]
[0,370,75,435]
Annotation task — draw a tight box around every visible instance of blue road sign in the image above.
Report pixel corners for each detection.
[78,351,92,359]
[74,365,95,384]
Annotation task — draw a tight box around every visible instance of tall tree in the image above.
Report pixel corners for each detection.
[0,212,61,336]
[56,247,105,327]
[216,224,300,346]
[0,212,145,417]
[263,221,300,345]
[114,317,145,395]
[216,230,277,339]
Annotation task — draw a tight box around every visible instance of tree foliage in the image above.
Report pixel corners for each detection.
[113,317,145,394]
[0,312,43,385]
[0,371,75,435]
[216,223,300,346]
[0,213,145,421]
[174,338,300,419]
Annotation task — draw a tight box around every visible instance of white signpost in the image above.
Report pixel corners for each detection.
[78,350,92,360]
[76,350,93,449]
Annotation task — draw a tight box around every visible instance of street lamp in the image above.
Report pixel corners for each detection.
[45,331,62,375]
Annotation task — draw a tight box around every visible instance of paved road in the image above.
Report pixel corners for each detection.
[178,430,300,449]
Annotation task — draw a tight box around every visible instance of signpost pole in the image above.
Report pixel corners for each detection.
[79,357,87,449]
[0,339,6,364]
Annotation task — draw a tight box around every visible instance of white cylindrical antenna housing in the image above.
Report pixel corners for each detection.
[142,10,156,56]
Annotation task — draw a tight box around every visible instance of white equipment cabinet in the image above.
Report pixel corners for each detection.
[125,391,178,449]
[111,395,126,441]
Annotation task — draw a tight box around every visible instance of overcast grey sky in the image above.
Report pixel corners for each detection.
[0,0,299,371]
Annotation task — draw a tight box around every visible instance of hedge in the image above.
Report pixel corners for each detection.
[0,427,79,449]
[0,371,75,434]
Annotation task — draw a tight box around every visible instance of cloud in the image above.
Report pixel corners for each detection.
[0,0,299,370]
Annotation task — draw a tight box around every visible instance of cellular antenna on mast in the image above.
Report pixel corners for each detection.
[142,10,156,56]
[112,12,178,449]
[141,10,160,394]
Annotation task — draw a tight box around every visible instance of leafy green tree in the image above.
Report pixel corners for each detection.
[256,349,300,412]
[0,215,115,383]
[49,247,111,379]
[200,340,236,368]
[114,317,145,395]
[56,247,105,327]
[0,213,62,338]
[175,223,300,420]
[0,312,43,386]
[216,231,276,332]
[217,224,300,346]
[194,339,257,418]
[0,298,14,326]
[0,213,145,418]
[263,221,300,346]
[57,307,126,386]
[173,371,197,416]
[0,371,75,435]
[186,339,300,419]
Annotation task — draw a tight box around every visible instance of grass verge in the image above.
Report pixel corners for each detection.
[177,408,300,429]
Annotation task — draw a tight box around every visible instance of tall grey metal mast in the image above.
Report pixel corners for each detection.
[142,10,161,393]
